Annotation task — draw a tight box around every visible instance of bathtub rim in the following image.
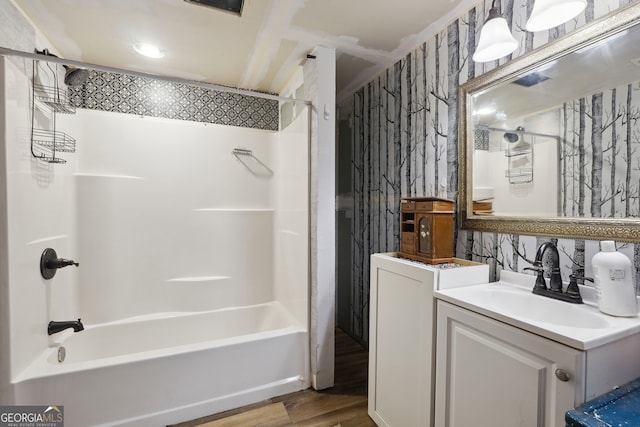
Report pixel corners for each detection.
[12,301,307,384]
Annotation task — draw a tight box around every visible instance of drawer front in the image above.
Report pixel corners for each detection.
[401,201,416,212]
[401,233,415,254]
[415,201,434,211]
[415,201,454,212]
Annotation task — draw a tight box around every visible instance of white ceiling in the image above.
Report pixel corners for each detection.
[14,0,478,101]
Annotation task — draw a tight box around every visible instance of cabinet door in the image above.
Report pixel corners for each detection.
[369,255,436,426]
[418,216,432,256]
[434,301,584,427]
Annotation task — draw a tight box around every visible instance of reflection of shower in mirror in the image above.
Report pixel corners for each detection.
[473,124,560,216]
[503,126,524,143]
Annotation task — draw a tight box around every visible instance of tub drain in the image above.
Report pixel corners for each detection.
[57,346,66,363]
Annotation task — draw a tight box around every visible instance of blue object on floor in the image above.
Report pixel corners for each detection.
[566,378,640,426]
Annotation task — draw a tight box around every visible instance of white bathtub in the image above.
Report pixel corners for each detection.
[11,302,310,427]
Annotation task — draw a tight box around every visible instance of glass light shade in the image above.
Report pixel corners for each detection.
[525,0,587,32]
[472,15,518,63]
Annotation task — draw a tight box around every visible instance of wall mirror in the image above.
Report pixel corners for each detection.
[459,3,640,241]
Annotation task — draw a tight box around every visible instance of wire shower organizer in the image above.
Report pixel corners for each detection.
[33,82,75,114]
[30,57,77,164]
[504,135,534,184]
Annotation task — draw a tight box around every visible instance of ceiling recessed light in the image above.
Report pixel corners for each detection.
[133,43,165,59]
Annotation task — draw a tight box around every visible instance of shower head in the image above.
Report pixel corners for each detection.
[63,66,89,86]
[503,131,519,143]
[504,126,525,143]
[35,48,89,86]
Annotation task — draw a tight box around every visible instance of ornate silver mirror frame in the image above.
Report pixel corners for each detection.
[459,3,640,242]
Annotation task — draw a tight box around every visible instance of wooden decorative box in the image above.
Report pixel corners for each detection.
[399,197,454,265]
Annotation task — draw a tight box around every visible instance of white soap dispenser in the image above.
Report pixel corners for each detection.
[591,241,638,317]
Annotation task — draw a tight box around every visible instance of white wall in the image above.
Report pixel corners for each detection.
[273,109,309,329]
[278,58,333,389]
[304,46,336,390]
[61,109,283,323]
[0,56,9,404]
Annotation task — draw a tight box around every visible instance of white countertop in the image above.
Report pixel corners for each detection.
[434,270,640,350]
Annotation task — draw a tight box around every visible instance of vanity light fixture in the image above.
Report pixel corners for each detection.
[472,0,518,63]
[133,43,165,59]
[525,0,587,32]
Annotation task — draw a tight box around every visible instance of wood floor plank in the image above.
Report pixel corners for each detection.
[167,400,275,427]
[271,389,326,411]
[332,351,369,395]
[291,400,376,427]
[196,402,291,427]
[284,393,368,423]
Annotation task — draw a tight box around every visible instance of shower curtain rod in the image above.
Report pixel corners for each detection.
[0,46,311,105]
[478,125,560,140]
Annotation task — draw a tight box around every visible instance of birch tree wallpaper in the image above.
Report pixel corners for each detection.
[337,0,639,344]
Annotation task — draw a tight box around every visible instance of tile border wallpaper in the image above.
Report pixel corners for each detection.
[69,70,279,131]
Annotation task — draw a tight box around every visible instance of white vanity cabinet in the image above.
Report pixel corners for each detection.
[434,301,584,427]
[368,253,489,427]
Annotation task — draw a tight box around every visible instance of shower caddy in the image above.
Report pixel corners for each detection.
[30,55,77,164]
[504,134,534,184]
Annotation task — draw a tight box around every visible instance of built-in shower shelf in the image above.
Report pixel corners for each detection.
[280,230,302,237]
[27,235,69,246]
[166,276,231,283]
[73,173,144,180]
[193,208,274,212]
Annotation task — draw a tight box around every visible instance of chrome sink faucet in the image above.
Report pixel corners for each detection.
[525,241,583,304]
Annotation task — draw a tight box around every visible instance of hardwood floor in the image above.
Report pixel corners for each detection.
[169,329,375,427]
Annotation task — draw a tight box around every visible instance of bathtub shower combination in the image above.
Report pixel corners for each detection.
[0,56,310,426]
[14,304,309,426]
